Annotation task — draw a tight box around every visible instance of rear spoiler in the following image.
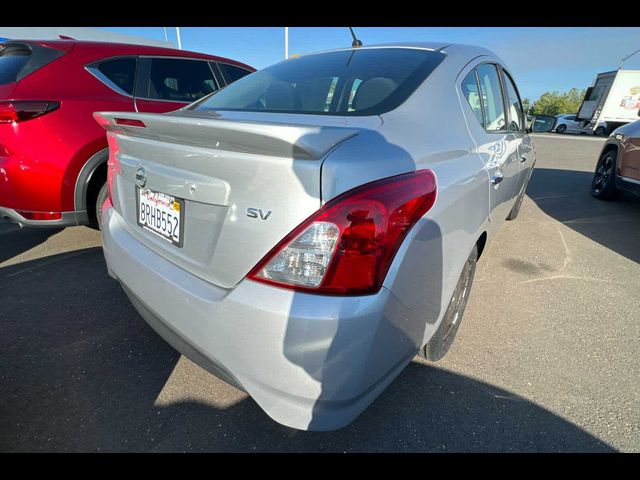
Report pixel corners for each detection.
[94,111,359,161]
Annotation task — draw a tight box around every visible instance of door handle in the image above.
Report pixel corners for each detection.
[520,155,527,163]
[491,173,504,186]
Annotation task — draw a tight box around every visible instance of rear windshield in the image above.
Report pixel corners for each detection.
[190,48,445,116]
[0,45,31,85]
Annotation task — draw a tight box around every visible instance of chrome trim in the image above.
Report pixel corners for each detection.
[619,175,640,185]
[0,208,89,228]
[84,55,138,98]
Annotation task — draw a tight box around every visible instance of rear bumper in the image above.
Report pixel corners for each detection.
[0,207,88,228]
[101,204,416,431]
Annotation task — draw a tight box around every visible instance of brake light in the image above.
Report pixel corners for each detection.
[247,170,437,296]
[115,118,146,128]
[0,101,60,124]
[106,151,118,207]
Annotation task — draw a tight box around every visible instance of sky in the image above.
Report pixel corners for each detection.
[98,27,640,101]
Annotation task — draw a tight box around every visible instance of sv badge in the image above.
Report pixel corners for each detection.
[246,208,272,220]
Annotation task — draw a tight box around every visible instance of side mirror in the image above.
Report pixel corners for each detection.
[530,115,556,133]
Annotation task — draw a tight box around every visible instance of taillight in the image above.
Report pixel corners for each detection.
[247,170,437,296]
[0,101,60,124]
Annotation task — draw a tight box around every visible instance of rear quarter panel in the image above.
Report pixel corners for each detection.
[321,50,491,349]
[10,46,135,211]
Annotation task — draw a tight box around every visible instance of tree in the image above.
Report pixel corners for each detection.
[531,88,586,116]
[522,98,532,115]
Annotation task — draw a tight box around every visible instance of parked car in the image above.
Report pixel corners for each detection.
[531,114,557,132]
[555,113,607,135]
[96,42,547,431]
[591,116,640,199]
[0,39,254,228]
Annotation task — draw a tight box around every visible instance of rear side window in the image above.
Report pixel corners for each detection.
[217,63,252,84]
[0,42,66,85]
[146,58,218,102]
[191,48,446,116]
[461,70,484,126]
[476,64,507,132]
[96,58,137,95]
[502,70,524,132]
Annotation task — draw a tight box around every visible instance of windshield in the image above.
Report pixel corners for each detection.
[190,48,445,116]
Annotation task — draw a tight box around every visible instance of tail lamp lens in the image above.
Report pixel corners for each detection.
[0,101,60,124]
[115,118,146,128]
[248,170,437,296]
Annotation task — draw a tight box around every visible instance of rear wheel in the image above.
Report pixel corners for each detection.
[556,124,567,134]
[92,182,109,230]
[594,126,605,136]
[591,150,620,200]
[421,245,478,362]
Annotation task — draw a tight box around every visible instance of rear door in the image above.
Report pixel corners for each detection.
[134,57,222,113]
[619,122,640,180]
[501,68,533,190]
[474,63,521,231]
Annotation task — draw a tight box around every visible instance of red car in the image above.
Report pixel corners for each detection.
[0,39,254,228]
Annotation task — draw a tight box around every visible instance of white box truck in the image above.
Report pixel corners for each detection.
[577,69,640,134]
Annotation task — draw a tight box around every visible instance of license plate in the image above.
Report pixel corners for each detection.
[136,187,184,247]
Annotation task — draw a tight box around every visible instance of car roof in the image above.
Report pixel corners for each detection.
[7,39,254,71]
[304,41,495,59]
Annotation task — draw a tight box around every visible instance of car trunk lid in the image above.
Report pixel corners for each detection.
[95,111,363,288]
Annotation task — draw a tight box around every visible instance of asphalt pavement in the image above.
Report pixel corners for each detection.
[1,133,638,452]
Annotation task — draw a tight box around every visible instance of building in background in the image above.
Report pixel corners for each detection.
[0,27,173,48]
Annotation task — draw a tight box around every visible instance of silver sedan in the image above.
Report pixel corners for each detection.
[96,42,541,431]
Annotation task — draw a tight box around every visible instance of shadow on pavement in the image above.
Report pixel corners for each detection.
[0,247,614,452]
[528,168,640,263]
[0,219,62,264]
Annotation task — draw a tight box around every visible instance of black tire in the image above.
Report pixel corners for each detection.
[421,245,478,362]
[90,182,109,230]
[594,126,605,136]
[591,150,620,200]
[555,124,567,134]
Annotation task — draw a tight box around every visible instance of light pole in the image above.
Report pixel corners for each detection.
[285,27,289,59]
[176,27,182,50]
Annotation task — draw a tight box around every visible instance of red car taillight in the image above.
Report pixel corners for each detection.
[0,101,60,124]
[247,170,437,296]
